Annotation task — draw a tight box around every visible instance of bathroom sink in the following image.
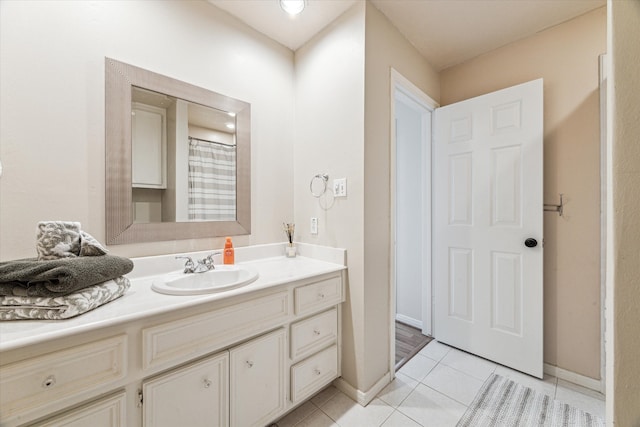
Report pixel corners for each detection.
[151,265,259,295]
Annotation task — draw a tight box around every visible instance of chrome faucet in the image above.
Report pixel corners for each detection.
[175,252,221,274]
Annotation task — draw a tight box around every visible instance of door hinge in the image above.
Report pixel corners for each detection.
[137,389,143,407]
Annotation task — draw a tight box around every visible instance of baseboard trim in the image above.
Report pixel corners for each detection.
[333,364,604,404]
[333,372,391,406]
[544,363,604,394]
[395,314,422,330]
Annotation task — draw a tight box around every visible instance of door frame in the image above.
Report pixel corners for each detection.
[598,53,607,394]
[389,68,438,377]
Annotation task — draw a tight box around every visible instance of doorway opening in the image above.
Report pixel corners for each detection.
[389,69,438,374]
[395,321,433,370]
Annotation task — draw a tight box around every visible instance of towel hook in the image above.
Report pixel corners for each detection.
[310,173,329,198]
[544,193,564,217]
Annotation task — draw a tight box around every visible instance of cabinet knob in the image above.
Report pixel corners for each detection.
[318,292,325,299]
[313,329,321,336]
[42,375,56,389]
[203,378,212,388]
[246,360,254,368]
[314,368,321,376]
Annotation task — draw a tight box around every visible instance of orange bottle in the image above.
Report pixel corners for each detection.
[223,237,234,264]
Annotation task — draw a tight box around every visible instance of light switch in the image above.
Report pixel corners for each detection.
[333,178,347,197]
[310,217,318,235]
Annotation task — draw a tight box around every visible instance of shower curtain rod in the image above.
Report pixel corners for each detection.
[188,136,236,148]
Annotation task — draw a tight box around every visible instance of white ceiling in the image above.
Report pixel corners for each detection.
[207,0,605,71]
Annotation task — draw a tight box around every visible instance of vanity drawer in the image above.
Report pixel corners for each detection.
[294,276,342,316]
[291,345,338,404]
[29,391,127,427]
[290,308,337,361]
[142,291,289,371]
[0,335,127,420]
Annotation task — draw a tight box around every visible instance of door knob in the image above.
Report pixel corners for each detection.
[524,238,538,248]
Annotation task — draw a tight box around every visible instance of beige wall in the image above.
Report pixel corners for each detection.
[607,0,640,424]
[0,0,295,260]
[294,2,367,391]
[362,2,440,391]
[440,7,606,380]
[294,2,440,394]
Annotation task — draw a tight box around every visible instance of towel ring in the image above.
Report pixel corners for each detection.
[310,173,329,198]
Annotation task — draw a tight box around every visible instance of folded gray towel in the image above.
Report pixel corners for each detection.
[0,255,134,297]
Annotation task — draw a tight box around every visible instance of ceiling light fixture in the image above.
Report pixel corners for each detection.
[279,0,306,16]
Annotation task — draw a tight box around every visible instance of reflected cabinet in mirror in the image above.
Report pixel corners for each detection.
[105,58,250,245]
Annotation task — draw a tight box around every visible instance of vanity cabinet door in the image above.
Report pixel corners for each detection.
[143,352,229,427]
[229,328,286,427]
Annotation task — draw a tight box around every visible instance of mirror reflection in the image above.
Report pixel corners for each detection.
[131,86,237,223]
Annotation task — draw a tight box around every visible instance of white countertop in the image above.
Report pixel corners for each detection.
[0,243,346,352]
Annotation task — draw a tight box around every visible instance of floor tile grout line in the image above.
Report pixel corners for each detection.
[288,397,326,427]
[288,403,319,427]
[418,343,452,363]
[398,356,473,417]
[391,407,427,427]
[396,357,439,386]
[378,373,420,410]
[420,352,450,363]
[316,400,340,426]
[417,356,496,385]
[377,408,397,427]
[420,382,472,408]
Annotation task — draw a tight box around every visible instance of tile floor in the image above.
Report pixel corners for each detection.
[275,340,606,427]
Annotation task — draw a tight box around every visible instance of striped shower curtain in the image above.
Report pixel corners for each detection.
[188,139,236,221]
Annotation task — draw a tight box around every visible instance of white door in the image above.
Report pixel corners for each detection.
[433,79,544,378]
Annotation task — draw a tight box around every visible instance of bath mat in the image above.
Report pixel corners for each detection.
[457,374,604,427]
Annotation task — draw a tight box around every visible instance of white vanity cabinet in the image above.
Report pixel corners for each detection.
[229,328,286,427]
[141,328,287,427]
[0,262,345,427]
[143,352,229,427]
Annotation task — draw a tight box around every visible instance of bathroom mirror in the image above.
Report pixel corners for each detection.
[105,58,251,245]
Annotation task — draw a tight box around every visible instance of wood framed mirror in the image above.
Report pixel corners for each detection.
[105,58,251,245]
